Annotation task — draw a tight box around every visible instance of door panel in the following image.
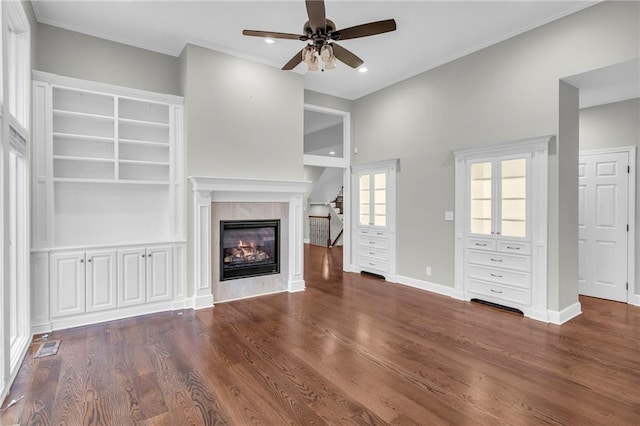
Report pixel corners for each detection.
[578,152,628,302]
[118,248,146,307]
[86,250,117,312]
[146,246,172,303]
[51,252,86,317]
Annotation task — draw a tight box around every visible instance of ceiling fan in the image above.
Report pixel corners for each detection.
[242,0,396,71]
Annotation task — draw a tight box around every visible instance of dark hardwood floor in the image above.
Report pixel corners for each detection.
[3,244,640,425]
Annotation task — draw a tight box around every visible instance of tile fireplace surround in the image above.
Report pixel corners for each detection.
[189,176,308,308]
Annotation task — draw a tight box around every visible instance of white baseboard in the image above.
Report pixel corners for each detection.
[629,293,640,306]
[288,279,306,293]
[215,289,288,304]
[548,301,582,325]
[396,275,456,298]
[193,294,214,309]
[303,238,310,244]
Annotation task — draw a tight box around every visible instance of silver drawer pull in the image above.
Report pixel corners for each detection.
[369,241,376,245]
[369,252,376,255]
[490,289,503,294]
[506,246,520,250]
[490,258,503,262]
[376,232,384,235]
[475,243,487,247]
[369,262,376,266]
[490,273,503,278]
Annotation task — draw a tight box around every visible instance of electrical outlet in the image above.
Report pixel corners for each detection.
[426,266,432,276]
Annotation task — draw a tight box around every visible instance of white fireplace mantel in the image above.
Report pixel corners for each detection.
[188,176,309,308]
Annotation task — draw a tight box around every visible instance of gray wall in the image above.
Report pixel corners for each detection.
[305,123,343,156]
[34,23,180,95]
[580,98,640,294]
[305,90,353,113]
[351,1,639,311]
[180,43,304,179]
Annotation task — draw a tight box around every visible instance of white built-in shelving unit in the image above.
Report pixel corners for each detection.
[454,136,550,322]
[31,71,186,332]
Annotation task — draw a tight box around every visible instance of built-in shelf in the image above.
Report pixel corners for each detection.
[119,138,169,147]
[53,109,114,122]
[118,117,170,129]
[53,155,114,163]
[118,159,170,166]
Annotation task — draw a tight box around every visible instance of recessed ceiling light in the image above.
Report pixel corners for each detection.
[358,67,368,73]
[265,38,275,44]
[329,151,336,155]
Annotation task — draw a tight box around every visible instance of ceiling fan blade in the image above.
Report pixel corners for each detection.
[282,48,305,70]
[332,19,397,41]
[242,30,307,41]
[331,43,364,69]
[305,0,326,31]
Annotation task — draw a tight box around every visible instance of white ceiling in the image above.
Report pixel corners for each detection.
[32,0,601,100]
[563,58,640,109]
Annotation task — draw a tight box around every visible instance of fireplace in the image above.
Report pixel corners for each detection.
[220,219,280,280]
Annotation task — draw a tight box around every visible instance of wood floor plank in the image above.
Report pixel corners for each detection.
[3,244,640,425]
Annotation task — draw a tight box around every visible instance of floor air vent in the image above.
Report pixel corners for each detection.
[471,298,523,316]
[34,340,61,358]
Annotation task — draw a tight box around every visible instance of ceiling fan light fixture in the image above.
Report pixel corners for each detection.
[320,44,336,70]
[303,45,319,71]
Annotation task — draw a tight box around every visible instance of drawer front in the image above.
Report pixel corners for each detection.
[467,238,496,251]
[358,236,389,250]
[497,240,531,255]
[359,228,388,238]
[467,278,531,306]
[360,247,388,261]
[466,265,531,289]
[358,256,389,272]
[466,250,531,272]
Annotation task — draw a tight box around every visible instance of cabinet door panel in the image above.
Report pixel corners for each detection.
[51,251,86,317]
[118,248,146,307]
[146,246,173,303]
[86,250,117,312]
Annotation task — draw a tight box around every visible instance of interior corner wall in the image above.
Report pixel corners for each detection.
[34,23,180,95]
[351,1,639,312]
[557,81,580,310]
[580,98,640,295]
[180,43,304,298]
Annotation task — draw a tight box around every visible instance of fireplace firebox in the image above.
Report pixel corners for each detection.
[220,219,280,280]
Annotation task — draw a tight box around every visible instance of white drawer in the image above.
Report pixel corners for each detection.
[359,228,388,238]
[358,236,389,250]
[467,278,531,306]
[358,257,389,272]
[497,240,531,255]
[360,247,388,261]
[466,250,531,272]
[466,264,531,289]
[467,238,496,251]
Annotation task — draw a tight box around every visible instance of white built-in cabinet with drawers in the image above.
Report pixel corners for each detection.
[31,72,186,332]
[454,136,550,321]
[352,159,398,281]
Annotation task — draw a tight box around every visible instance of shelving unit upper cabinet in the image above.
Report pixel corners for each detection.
[118,97,170,183]
[468,154,531,242]
[51,86,116,181]
[358,170,389,228]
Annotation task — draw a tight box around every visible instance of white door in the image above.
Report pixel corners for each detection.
[86,249,117,312]
[146,246,173,303]
[578,151,629,302]
[117,247,146,307]
[51,251,86,317]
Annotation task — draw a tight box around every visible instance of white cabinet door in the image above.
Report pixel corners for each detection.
[146,246,173,303]
[117,247,146,307]
[51,251,86,317]
[85,249,117,312]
